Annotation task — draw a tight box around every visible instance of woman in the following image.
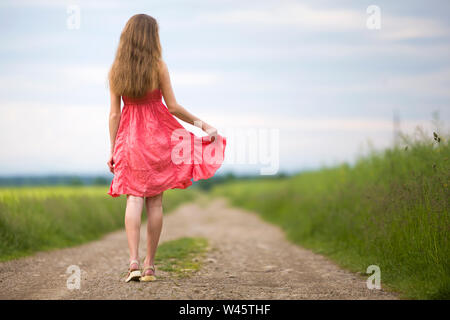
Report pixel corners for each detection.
[106,14,226,282]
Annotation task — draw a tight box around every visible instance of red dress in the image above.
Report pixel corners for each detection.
[108,88,226,197]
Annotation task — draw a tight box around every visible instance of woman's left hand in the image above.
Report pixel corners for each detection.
[204,124,218,142]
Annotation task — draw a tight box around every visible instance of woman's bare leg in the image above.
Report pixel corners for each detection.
[144,192,164,266]
[125,195,144,264]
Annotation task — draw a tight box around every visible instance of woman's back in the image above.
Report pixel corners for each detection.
[122,87,162,105]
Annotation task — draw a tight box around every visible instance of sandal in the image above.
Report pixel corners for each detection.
[140,264,156,282]
[125,259,142,283]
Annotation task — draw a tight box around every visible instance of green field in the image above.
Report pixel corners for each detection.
[0,186,197,261]
[213,133,449,299]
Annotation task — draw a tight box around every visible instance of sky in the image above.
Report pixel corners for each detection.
[0,0,449,177]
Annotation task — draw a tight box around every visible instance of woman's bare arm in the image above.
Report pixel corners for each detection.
[158,60,217,138]
[107,87,121,172]
[108,87,121,154]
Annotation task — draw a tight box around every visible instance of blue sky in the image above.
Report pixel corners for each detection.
[1,0,449,176]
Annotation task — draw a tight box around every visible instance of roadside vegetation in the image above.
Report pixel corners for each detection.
[213,131,449,299]
[0,186,197,261]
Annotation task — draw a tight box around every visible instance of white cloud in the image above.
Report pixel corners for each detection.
[198,2,450,40]
[200,2,363,30]
[0,0,125,9]
[0,65,218,100]
[167,42,450,63]
[0,102,110,174]
[171,72,218,87]
[201,112,434,133]
[385,68,450,97]
[380,15,449,41]
[61,65,110,86]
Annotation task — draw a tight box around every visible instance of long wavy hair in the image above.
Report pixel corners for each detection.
[109,14,162,98]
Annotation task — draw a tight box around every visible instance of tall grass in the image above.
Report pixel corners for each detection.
[213,132,449,299]
[0,186,197,261]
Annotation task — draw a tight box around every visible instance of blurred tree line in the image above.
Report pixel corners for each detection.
[0,175,111,187]
[0,172,290,188]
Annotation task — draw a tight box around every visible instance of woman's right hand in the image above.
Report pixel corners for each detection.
[107,153,115,174]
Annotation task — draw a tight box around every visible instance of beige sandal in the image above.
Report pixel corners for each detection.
[140,264,156,282]
[125,259,142,283]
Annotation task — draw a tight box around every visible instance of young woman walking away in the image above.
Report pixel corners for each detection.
[106,14,226,283]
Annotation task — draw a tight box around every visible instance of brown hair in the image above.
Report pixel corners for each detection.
[109,14,162,98]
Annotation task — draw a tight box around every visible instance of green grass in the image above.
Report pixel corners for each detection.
[156,237,209,278]
[213,132,449,299]
[0,186,198,261]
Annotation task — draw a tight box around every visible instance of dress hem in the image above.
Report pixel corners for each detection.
[107,178,193,198]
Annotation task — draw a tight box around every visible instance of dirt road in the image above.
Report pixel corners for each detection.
[0,198,397,299]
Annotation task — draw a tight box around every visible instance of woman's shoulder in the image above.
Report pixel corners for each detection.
[156,59,170,86]
[157,59,168,73]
